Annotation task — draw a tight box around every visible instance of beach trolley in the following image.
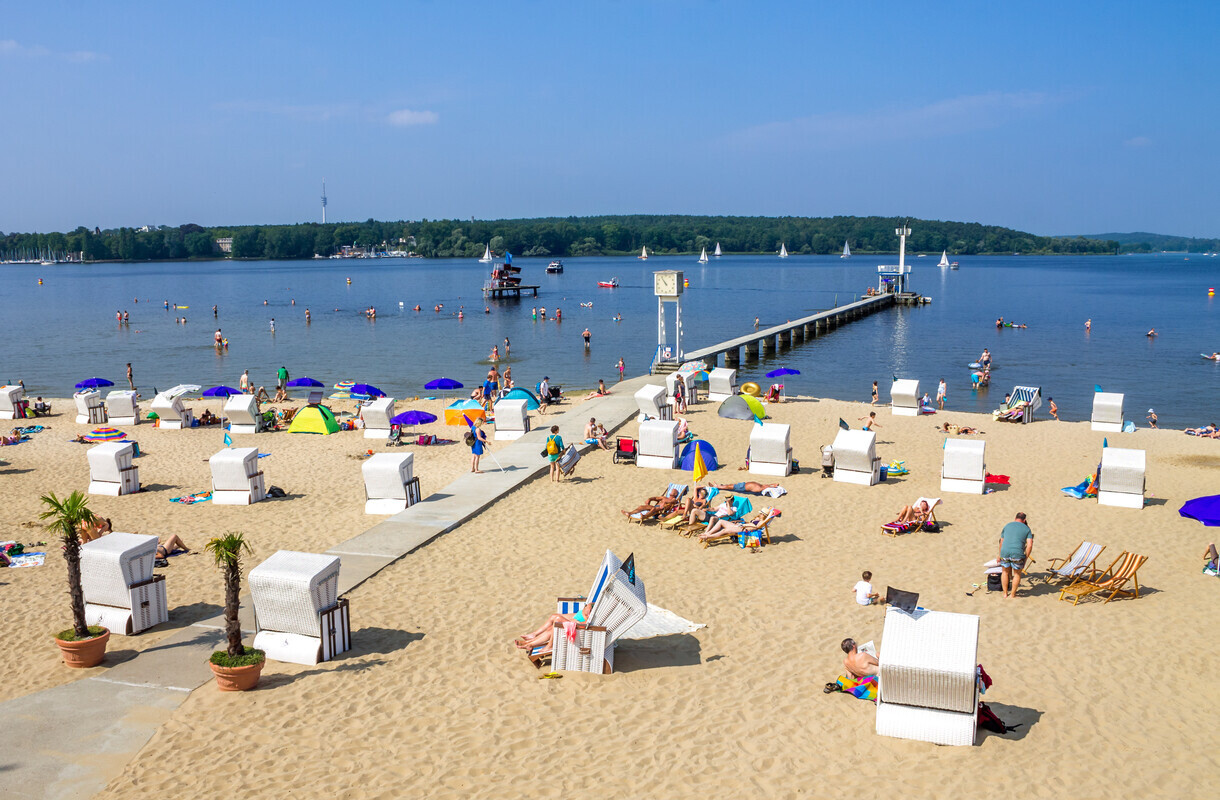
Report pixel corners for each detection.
[492,398,530,440]
[1091,392,1125,432]
[360,396,396,439]
[104,390,140,426]
[250,550,351,666]
[749,422,793,477]
[831,429,881,486]
[637,419,680,469]
[209,446,266,505]
[666,371,699,406]
[876,607,981,747]
[890,379,920,416]
[941,439,986,495]
[151,390,193,429]
[1098,447,1146,509]
[75,390,107,424]
[634,384,673,421]
[549,550,647,675]
[81,532,168,635]
[87,441,140,496]
[0,384,25,419]
[707,368,738,402]
[224,394,266,435]
[362,452,420,515]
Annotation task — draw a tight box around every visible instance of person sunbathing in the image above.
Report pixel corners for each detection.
[697,509,775,545]
[1,429,23,445]
[156,534,191,559]
[79,517,112,543]
[513,600,593,657]
[1185,423,1218,436]
[892,500,932,526]
[198,409,220,426]
[620,488,681,520]
[940,422,983,435]
[710,480,783,496]
[677,486,710,523]
[584,379,610,399]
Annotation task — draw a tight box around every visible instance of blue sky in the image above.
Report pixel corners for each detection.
[2,1,1217,236]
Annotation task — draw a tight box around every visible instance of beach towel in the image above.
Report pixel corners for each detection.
[985,473,1010,485]
[1062,474,1099,499]
[834,674,878,701]
[760,486,787,498]
[7,552,47,568]
[170,491,213,504]
[15,425,44,434]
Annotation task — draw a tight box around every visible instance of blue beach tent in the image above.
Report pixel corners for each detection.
[679,440,719,472]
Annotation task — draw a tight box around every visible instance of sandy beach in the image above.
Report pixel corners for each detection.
[4,388,1220,798]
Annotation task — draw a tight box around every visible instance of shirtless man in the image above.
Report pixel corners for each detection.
[621,488,681,520]
[710,481,781,495]
[841,638,879,678]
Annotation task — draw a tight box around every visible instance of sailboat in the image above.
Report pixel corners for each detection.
[841,241,851,259]
[638,246,648,260]
[938,250,950,268]
[714,242,722,258]
[698,247,708,264]
[779,243,788,258]
[479,244,493,263]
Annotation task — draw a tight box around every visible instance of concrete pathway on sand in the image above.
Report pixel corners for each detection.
[0,375,660,800]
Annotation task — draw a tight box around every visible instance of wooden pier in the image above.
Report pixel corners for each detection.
[669,293,898,372]
[483,284,539,299]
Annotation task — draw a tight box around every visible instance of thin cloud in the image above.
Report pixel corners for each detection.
[1123,136,1152,147]
[0,39,107,63]
[727,91,1060,150]
[387,109,439,127]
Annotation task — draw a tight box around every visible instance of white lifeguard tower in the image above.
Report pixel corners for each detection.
[877,225,913,295]
[652,270,684,372]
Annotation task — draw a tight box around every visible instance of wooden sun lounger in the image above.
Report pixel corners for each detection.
[1044,541,1106,583]
[880,498,941,537]
[699,511,779,549]
[1058,551,1147,605]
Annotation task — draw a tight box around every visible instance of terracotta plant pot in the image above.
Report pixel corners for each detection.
[54,628,110,668]
[210,660,265,691]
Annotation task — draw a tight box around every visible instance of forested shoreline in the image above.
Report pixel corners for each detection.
[2,215,1120,262]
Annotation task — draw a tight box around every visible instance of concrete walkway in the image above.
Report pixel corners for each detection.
[0,375,660,800]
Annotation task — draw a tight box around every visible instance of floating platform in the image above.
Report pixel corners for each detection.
[483,284,539,299]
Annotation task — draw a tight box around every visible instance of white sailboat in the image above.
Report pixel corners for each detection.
[638,245,648,260]
[779,243,788,258]
[714,242,722,258]
[937,250,950,267]
[479,244,493,263]
[841,241,851,259]
[698,247,708,264]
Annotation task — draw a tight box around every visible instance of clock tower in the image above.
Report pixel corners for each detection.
[653,270,684,371]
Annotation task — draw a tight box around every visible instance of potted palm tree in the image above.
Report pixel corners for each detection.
[40,490,110,667]
[205,532,265,691]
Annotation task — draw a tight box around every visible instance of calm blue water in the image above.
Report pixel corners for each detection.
[3,253,1218,427]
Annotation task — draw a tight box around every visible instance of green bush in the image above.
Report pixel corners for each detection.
[55,625,107,642]
[209,648,266,668]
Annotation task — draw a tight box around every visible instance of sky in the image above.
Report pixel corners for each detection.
[2,1,1218,237]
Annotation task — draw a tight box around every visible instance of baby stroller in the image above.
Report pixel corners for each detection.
[820,444,835,478]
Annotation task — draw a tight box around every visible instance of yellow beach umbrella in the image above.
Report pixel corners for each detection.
[691,441,708,484]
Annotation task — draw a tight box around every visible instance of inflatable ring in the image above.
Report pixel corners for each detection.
[741,382,761,397]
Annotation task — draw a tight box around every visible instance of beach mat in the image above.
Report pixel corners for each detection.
[170,491,212,504]
[7,552,47,568]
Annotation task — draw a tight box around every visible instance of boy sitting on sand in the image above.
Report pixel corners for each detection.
[853,571,880,605]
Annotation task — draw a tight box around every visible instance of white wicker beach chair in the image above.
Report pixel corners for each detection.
[81,532,167,635]
[0,385,25,420]
[831,429,881,486]
[224,394,265,434]
[75,390,107,424]
[549,550,647,675]
[1098,447,1145,509]
[1091,392,1124,432]
[941,439,986,494]
[151,391,193,429]
[250,550,350,665]
[634,384,673,421]
[209,446,266,505]
[637,419,680,469]
[1009,386,1042,423]
[890,379,920,416]
[362,452,419,514]
[86,441,140,496]
[104,390,140,426]
[361,396,396,439]
[492,398,530,440]
[666,371,699,406]
[749,422,792,477]
[707,368,737,401]
[876,607,980,747]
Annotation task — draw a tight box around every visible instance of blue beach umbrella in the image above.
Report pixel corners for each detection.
[1179,495,1220,526]
[425,378,464,391]
[75,377,114,390]
[391,410,437,426]
[287,377,325,388]
[766,368,801,378]
[349,383,385,398]
[202,385,240,398]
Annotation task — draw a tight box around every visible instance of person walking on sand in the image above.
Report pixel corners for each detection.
[469,419,489,473]
[997,512,1033,599]
[858,412,880,431]
[1048,397,1059,421]
[617,357,625,382]
[126,363,134,391]
[937,378,947,409]
[545,425,564,482]
[871,381,879,405]
[1146,408,1158,428]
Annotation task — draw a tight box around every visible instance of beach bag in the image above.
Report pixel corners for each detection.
[987,573,1003,592]
[977,702,1020,734]
[546,436,559,455]
[559,444,581,475]
[464,431,475,447]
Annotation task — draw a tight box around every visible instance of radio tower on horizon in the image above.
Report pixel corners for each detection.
[321,180,328,224]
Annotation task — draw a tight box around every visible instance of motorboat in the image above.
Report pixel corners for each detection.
[546,260,564,273]
[597,278,620,288]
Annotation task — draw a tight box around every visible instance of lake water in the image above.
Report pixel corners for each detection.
[3,253,1218,428]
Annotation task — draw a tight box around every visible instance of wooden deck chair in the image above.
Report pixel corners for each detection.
[1058,551,1147,605]
[881,497,941,537]
[1044,542,1106,584]
[700,508,779,549]
[626,483,687,524]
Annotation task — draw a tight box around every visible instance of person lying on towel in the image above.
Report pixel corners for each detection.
[709,480,786,497]
[825,638,879,699]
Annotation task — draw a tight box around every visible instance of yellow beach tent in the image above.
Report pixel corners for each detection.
[288,404,340,435]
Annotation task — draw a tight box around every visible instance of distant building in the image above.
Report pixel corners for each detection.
[216,237,233,254]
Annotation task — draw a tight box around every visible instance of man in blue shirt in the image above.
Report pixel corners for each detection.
[997,512,1034,599]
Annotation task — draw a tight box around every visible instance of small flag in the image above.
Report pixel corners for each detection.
[839,418,850,430]
[619,553,636,585]
[1094,384,1102,392]
[1102,437,1108,448]
[223,431,232,447]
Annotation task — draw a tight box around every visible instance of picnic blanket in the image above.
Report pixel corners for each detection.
[170,491,213,504]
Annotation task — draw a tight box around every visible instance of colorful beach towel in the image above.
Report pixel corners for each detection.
[835,674,878,701]
[7,552,47,568]
[170,491,213,505]
[985,473,1011,485]
[15,425,44,435]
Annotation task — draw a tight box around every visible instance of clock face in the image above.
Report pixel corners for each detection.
[654,272,682,296]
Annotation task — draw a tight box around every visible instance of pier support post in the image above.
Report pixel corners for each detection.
[743,341,758,361]
[724,347,739,367]
[805,322,817,338]
[791,327,804,345]
[816,320,826,335]
[778,330,791,349]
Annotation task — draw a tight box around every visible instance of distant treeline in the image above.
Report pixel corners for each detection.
[1085,232,1220,254]
[1,215,1119,262]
